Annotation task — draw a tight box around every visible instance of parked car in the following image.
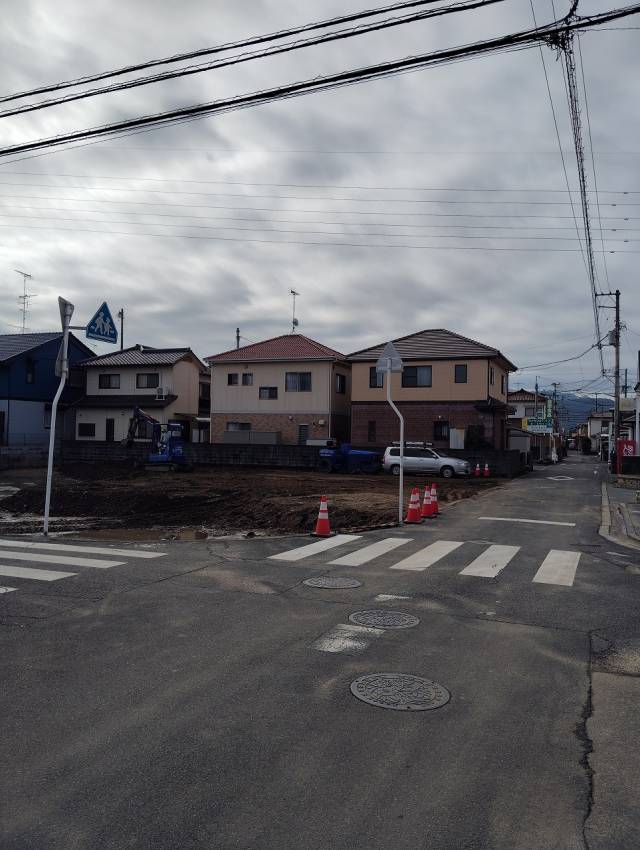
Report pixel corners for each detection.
[382,446,471,478]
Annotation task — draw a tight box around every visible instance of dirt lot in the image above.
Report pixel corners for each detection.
[0,464,502,537]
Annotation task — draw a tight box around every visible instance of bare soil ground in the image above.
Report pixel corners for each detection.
[0,464,502,537]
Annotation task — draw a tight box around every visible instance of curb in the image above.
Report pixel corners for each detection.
[599,482,640,552]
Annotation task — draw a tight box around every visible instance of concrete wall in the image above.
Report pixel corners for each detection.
[0,445,50,469]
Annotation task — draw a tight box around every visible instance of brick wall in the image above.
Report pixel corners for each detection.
[351,402,504,449]
[211,413,331,444]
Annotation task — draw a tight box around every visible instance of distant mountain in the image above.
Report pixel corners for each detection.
[557,393,614,429]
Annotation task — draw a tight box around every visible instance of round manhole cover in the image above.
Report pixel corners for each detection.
[303,576,362,589]
[350,673,450,711]
[348,610,419,629]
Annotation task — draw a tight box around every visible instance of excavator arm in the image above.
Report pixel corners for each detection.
[123,407,160,448]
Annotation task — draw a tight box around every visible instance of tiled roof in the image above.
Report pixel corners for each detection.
[72,394,177,409]
[80,345,197,368]
[207,334,346,363]
[508,389,547,401]
[0,332,61,363]
[348,328,517,370]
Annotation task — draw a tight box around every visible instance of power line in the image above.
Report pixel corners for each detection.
[2,3,639,159]
[0,0,504,120]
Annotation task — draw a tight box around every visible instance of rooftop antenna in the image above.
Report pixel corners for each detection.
[290,289,299,333]
[14,269,37,333]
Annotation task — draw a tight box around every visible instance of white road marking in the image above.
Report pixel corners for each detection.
[0,586,17,594]
[374,594,412,602]
[389,540,464,572]
[533,550,581,587]
[0,565,76,582]
[0,550,124,569]
[311,622,384,653]
[606,551,630,557]
[0,539,165,559]
[329,537,412,566]
[269,534,360,562]
[460,545,520,578]
[479,516,576,527]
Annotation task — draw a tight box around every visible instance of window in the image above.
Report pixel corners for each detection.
[501,374,506,394]
[434,421,449,440]
[402,365,432,388]
[227,373,239,386]
[454,364,467,384]
[369,366,383,388]
[335,373,346,394]
[199,382,209,398]
[226,421,251,431]
[25,358,35,384]
[285,372,312,392]
[259,386,278,400]
[367,420,376,442]
[43,405,52,430]
[490,366,495,385]
[99,373,120,389]
[242,372,253,386]
[136,421,152,440]
[78,423,95,437]
[136,373,159,389]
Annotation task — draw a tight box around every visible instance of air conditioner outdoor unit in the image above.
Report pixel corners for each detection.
[155,387,167,400]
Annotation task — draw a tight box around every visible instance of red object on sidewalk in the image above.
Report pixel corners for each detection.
[483,463,490,478]
[474,463,480,477]
[421,485,434,519]
[430,482,439,515]
[313,495,332,537]
[405,487,423,523]
[616,439,636,475]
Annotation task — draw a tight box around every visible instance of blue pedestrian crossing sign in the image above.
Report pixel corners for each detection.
[86,301,118,344]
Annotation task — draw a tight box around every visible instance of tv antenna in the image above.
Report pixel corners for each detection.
[14,269,37,333]
[290,289,300,333]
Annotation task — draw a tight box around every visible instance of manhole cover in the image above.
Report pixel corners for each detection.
[349,610,419,629]
[303,576,362,589]
[350,673,450,711]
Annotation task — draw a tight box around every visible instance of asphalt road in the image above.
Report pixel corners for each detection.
[1,453,638,850]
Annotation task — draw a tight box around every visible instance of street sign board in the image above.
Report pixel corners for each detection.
[86,301,118,344]
[524,417,553,435]
[376,341,404,374]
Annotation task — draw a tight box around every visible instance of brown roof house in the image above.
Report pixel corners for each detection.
[205,334,351,445]
[348,329,517,450]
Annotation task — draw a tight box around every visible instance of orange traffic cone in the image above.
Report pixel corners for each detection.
[474,463,480,477]
[483,463,490,478]
[421,485,433,519]
[313,495,333,537]
[430,482,439,515]
[405,487,423,524]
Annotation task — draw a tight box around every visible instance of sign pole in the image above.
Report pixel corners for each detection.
[43,298,74,536]
[386,359,404,525]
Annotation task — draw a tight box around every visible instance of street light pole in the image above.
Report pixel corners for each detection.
[386,360,404,526]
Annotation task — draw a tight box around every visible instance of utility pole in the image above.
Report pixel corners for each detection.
[623,368,628,398]
[614,289,621,451]
[117,308,124,351]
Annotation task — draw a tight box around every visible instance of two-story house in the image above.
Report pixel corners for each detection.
[507,388,548,429]
[74,345,209,442]
[348,329,516,450]
[206,334,351,444]
[0,332,93,446]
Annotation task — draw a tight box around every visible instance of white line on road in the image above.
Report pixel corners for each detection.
[0,550,125,569]
[269,534,360,562]
[329,537,412,566]
[459,545,520,578]
[533,550,581,587]
[389,540,464,572]
[606,551,630,557]
[312,623,384,653]
[478,517,576,527]
[374,594,412,602]
[0,539,165,559]
[0,586,17,594]
[0,565,76,582]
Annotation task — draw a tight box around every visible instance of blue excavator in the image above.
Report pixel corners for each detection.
[124,407,190,470]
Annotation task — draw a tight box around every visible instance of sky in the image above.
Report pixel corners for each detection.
[1,0,639,401]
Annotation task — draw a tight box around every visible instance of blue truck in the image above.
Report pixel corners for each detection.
[317,443,381,474]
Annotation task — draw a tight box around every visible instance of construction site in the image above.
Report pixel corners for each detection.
[0,464,500,538]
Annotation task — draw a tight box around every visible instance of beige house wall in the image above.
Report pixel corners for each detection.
[351,359,491,402]
[211,360,345,415]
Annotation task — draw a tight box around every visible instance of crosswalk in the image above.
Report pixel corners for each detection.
[0,537,166,596]
[269,535,583,588]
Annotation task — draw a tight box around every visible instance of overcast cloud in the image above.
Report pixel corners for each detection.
[1,0,639,397]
